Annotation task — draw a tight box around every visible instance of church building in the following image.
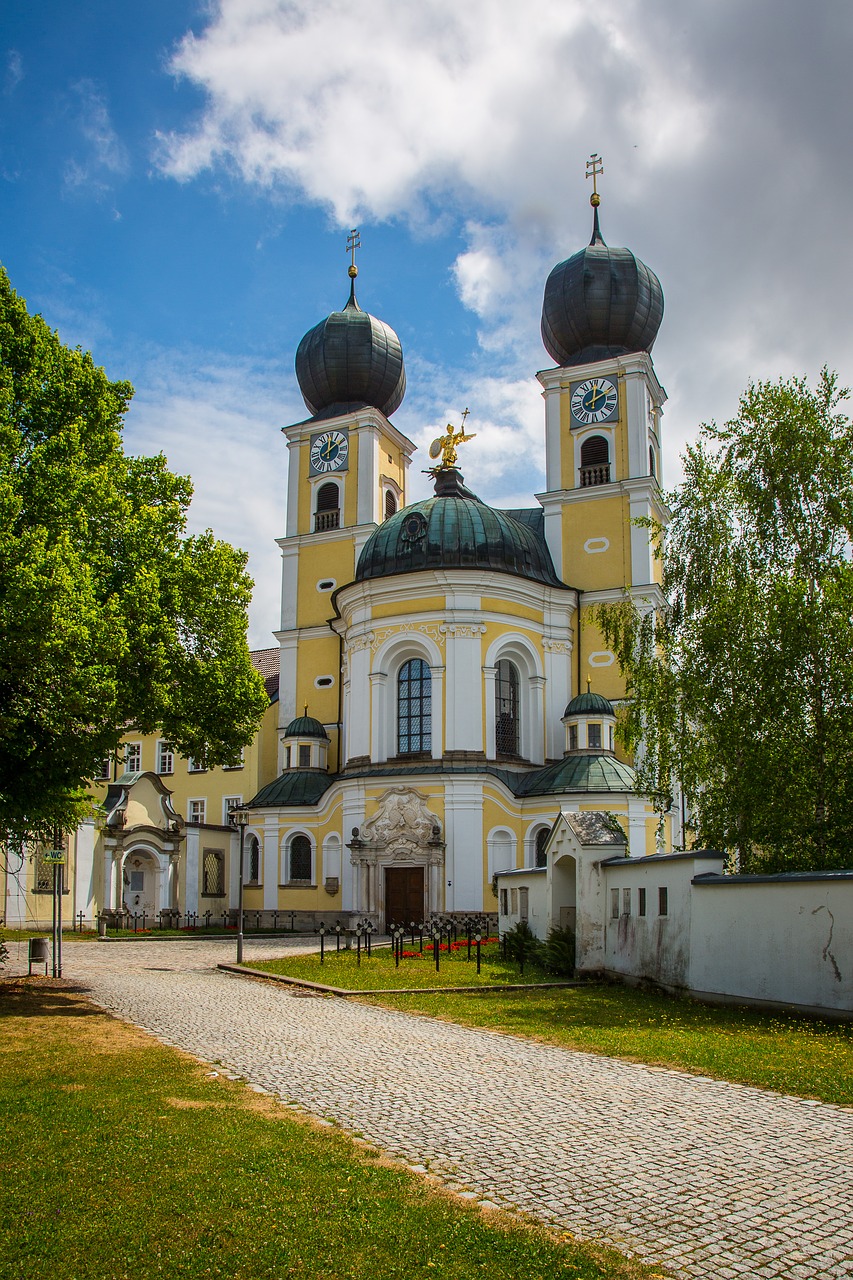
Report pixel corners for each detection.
[7,181,675,934]
[247,182,671,931]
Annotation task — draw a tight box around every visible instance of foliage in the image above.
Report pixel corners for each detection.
[0,267,268,841]
[0,982,654,1280]
[373,983,853,1107]
[542,925,576,976]
[501,920,546,967]
[597,369,853,871]
[501,923,575,976]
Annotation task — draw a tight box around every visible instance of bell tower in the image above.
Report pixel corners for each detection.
[277,231,416,769]
[535,157,668,700]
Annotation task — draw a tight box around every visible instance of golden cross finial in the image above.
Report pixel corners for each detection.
[586,153,603,207]
[346,228,360,279]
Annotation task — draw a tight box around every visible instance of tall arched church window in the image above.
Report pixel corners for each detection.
[384,490,397,520]
[649,445,656,478]
[248,835,260,883]
[398,658,431,754]
[315,482,340,532]
[535,827,549,868]
[288,834,312,883]
[495,659,520,756]
[580,435,610,488]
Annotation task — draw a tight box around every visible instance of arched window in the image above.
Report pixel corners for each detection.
[315,482,340,532]
[288,834,312,883]
[579,435,610,487]
[384,490,397,520]
[649,445,656,478]
[535,827,549,868]
[398,658,431,754]
[247,835,260,883]
[495,659,519,756]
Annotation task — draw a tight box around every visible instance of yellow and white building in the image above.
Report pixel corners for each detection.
[4,196,674,932]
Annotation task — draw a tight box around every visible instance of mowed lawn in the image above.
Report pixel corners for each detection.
[246,938,564,990]
[363,983,853,1107]
[0,978,664,1280]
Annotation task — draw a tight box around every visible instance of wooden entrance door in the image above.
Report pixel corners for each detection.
[385,866,425,932]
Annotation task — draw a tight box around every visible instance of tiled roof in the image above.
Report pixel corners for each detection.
[250,647,280,701]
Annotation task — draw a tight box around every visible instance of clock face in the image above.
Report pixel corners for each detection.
[310,430,349,474]
[570,377,618,425]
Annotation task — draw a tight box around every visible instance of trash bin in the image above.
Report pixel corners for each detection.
[97,916,107,939]
[28,936,49,975]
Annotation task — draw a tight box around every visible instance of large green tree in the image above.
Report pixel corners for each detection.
[0,267,268,840]
[597,369,853,872]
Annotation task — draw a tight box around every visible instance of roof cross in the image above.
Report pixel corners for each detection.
[346,228,360,279]
[586,153,603,207]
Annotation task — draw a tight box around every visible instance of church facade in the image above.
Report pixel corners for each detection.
[6,193,677,933]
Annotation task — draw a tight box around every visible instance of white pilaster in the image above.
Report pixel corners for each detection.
[483,666,497,758]
[444,630,484,752]
[285,438,302,537]
[263,816,278,910]
[443,778,484,911]
[369,671,388,760]
[356,426,378,525]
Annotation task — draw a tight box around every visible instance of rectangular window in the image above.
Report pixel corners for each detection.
[188,799,206,825]
[658,886,669,916]
[623,888,631,917]
[223,796,242,825]
[188,757,206,773]
[587,723,602,749]
[95,756,111,781]
[568,724,578,751]
[510,887,518,913]
[202,849,224,896]
[610,887,619,919]
[124,742,142,772]
[284,746,291,769]
[519,887,529,922]
[499,888,508,915]
[298,744,311,767]
[223,748,245,771]
[638,886,647,916]
[156,741,174,775]
[609,725,615,750]
[129,870,144,892]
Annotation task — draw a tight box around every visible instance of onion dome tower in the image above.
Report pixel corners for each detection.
[541,163,663,368]
[295,241,406,420]
[281,707,331,772]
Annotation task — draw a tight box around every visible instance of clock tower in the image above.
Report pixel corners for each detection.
[535,157,668,702]
[277,234,416,769]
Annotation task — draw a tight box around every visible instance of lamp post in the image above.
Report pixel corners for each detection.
[229,805,249,964]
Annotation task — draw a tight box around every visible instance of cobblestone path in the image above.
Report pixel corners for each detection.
[19,938,853,1279]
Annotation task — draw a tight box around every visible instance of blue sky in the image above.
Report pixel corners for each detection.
[3,1,853,644]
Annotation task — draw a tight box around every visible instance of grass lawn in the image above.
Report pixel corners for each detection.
[361,983,853,1107]
[246,938,564,990]
[0,979,663,1280]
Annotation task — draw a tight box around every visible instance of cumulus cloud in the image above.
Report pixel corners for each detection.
[157,0,853,494]
[124,349,299,648]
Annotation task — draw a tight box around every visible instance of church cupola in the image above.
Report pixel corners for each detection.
[562,686,617,755]
[540,156,663,369]
[295,230,406,420]
[281,709,331,772]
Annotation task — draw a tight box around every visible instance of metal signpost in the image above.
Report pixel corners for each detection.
[229,806,249,964]
[44,836,65,978]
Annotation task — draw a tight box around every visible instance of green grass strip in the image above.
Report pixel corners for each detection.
[0,979,665,1280]
[361,984,853,1107]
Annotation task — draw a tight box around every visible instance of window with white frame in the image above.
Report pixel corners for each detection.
[188,756,206,773]
[223,796,242,825]
[156,740,174,775]
[519,887,529,921]
[287,833,312,884]
[124,742,142,772]
[623,888,631,916]
[534,827,549,869]
[94,755,111,781]
[610,888,619,919]
[247,835,261,883]
[223,748,244,771]
[587,723,602,749]
[495,659,520,756]
[398,657,431,754]
[188,798,206,825]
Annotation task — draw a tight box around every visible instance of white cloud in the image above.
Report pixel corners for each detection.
[124,348,300,648]
[155,0,853,515]
[4,50,23,95]
[63,79,129,194]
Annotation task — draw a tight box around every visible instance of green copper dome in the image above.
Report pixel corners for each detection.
[356,469,563,587]
[283,714,329,740]
[518,752,636,795]
[564,690,615,717]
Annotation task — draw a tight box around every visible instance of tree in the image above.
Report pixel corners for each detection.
[0,267,268,841]
[597,369,853,872]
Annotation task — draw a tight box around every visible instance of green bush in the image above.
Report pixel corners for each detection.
[543,925,576,976]
[501,922,575,976]
[502,921,545,968]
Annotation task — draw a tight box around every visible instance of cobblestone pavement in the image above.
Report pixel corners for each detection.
[13,938,853,1279]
